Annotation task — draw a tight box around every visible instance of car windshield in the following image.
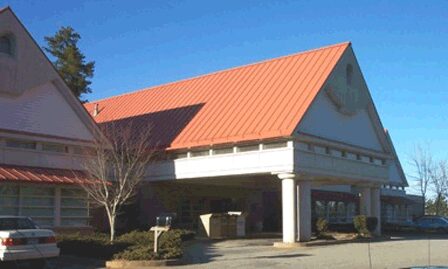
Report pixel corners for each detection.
[0,218,37,230]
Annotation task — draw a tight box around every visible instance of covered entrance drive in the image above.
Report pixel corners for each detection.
[277,172,382,244]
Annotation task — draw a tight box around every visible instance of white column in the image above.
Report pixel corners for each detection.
[297,181,312,242]
[279,173,296,244]
[359,187,371,216]
[370,187,381,235]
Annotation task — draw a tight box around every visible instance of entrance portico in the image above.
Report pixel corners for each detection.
[277,172,384,244]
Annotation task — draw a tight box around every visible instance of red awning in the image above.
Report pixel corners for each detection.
[0,164,91,185]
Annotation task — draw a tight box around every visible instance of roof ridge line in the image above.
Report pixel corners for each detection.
[87,41,351,105]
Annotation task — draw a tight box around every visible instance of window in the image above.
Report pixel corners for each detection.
[346,202,356,221]
[190,150,209,157]
[213,147,234,155]
[73,146,96,155]
[347,152,357,160]
[0,186,89,228]
[306,143,314,152]
[373,158,383,165]
[346,64,353,86]
[315,201,326,219]
[263,141,287,150]
[0,186,19,215]
[174,152,188,159]
[21,186,55,227]
[236,144,259,153]
[42,143,67,153]
[60,188,89,227]
[337,202,346,222]
[313,146,326,154]
[0,34,13,56]
[5,139,36,150]
[331,149,343,158]
[328,201,338,222]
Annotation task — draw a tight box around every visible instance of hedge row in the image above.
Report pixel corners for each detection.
[57,229,195,261]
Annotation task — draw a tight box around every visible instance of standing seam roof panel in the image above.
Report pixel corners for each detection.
[85,42,350,150]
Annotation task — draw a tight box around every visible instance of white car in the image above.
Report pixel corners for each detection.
[0,216,59,268]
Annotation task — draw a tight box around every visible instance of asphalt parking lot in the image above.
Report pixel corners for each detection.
[5,234,448,269]
[177,234,448,269]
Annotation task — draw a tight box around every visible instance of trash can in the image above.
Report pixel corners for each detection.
[200,213,243,239]
[199,213,224,239]
[228,211,247,237]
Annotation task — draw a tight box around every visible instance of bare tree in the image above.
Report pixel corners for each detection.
[432,160,448,215]
[409,144,434,214]
[80,121,153,242]
[430,161,446,215]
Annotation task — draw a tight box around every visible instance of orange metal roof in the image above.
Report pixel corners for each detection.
[85,42,350,150]
[0,164,90,185]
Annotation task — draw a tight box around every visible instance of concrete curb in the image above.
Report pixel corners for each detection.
[106,259,180,268]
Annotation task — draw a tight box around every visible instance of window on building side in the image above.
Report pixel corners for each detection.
[5,139,37,150]
[346,64,353,86]
[236,144,259,153]
[213,147,234,155]
[60,188,89,227]
[72,146,96,155]
[263,141,287,150]
[190,150,210,157]
[0,186,19,215]
[173,152,187,159]
[21,186,55,227]
[0,34,14,56]
[42,143,68,153]
[307,143,314,152]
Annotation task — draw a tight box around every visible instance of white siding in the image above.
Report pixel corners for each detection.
[298,49,384,151]
[0,82,93,141]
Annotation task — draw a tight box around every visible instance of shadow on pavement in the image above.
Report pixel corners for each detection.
[177,240,223,265]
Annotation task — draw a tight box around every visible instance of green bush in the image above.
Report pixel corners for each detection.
[316,218,328,235]
[353,215,369,236]
[57,233,130,259]
[57,229,194,261]
[353,215,379,237]
[57,229,194,260]
[117,230,154,245]
[113,229,191,260]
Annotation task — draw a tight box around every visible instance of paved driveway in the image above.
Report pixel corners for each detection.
[34,234,448,268]
[177,234,448,269]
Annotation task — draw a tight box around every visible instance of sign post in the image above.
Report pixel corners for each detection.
[150,226,170,253]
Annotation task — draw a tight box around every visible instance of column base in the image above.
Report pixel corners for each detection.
[273,242,303,248]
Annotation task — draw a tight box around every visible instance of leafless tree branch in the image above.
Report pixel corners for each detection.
[80,120,153,242]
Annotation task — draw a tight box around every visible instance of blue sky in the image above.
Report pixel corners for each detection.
[3,0,448,194]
